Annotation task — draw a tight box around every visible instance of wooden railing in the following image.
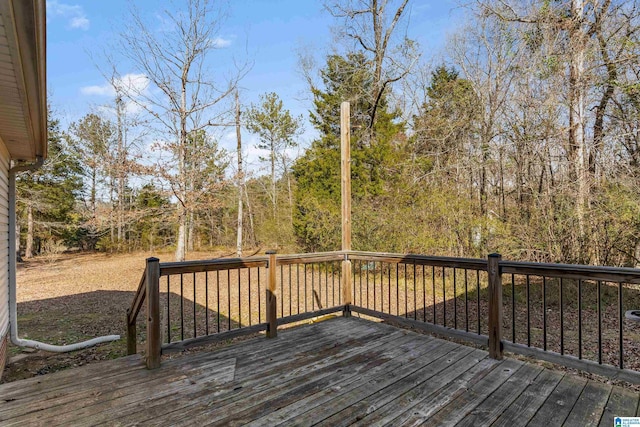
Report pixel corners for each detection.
[126,250,640,383]
[126,251,349,369]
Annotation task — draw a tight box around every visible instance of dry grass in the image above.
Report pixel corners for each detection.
[2,249,228,383]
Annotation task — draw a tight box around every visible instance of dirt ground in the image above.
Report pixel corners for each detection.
[1,250,229,383]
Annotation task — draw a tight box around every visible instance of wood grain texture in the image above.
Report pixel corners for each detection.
[0,317,635,426]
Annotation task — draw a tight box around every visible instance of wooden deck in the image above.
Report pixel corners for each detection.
[0,317,638,426]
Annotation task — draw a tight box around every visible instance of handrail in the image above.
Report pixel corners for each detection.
[346,251,488,271]
[500,260,640,283]
[126,270,146,356]
[127,270,146,325]
[159,256,268,275]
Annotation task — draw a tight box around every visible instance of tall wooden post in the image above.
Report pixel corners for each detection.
[266,250,278,337]
[488,253,503,360]
[145,257,161,369]
[341,102,352,316]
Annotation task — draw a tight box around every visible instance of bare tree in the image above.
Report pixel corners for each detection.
[235,90,243,256]
[326,0,420,131]
[116,0,246,261]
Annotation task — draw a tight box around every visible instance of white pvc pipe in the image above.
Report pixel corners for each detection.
[8,160,120,352]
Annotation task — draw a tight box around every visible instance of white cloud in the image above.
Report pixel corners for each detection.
[80,73,150,98]
[46,0,90,31]
[80,85,111,96]
[83,73,151,116]
[69,16,90,30]
[211,37,232,48]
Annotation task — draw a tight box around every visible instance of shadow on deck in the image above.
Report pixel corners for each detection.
[0,317,638,426]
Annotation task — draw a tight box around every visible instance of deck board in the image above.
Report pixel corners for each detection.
[0,316,638,426]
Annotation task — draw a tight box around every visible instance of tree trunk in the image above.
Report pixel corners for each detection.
[187,211,195,251]
[176,60,189,262]
[569,0,589,261]
[244,182,256,247]
[116,95,125,249]
[236,90,243,257]
[175,206,187,262]
[25,203,33,259]
[285,165,293,228]
[271,141,276,221]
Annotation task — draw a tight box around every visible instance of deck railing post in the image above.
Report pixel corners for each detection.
[126,309,136,355]
[266,250,278,338]
[488,253,503,360]
[145,257,161,369]
[342,255,352,317]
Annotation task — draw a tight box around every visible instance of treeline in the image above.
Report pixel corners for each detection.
[17,0,640,267]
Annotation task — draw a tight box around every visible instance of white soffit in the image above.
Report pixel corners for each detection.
[0,0,46,162]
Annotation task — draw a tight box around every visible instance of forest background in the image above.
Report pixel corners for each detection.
[20,0,640,267]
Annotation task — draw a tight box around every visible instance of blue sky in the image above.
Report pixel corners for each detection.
[46,0,464,169]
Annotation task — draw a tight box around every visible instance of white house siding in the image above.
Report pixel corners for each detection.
[0,146,9,376]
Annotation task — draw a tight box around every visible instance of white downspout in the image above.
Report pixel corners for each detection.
[8,158,120,352]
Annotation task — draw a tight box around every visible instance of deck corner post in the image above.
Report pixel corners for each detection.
[266,250,278,338]
[126,308,136,356]
[488,253,503,360]
[145,257,161,369]
[342,258,352,317]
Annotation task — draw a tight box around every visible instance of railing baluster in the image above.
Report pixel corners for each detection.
[396,263,400,317]
[289,264,292,316]
[619,281,624,369]
[402,263,407,318]
[526,275,530,347]
[227,269,231,331]
[339,261,343,306]
[578,279,582,359]
[248,268,251,326]
[542,276,546,351]
[442,267,446,327]
[180,273,184,341]
[304,264,308,312]
[296,264,300,315]
[560,277,564,355]
[366,261,370,309]
[312,264,315,310]
[453,267,457,329]
[597,280,602,364]
[388,263,391,315]
[433,266,436,324]
[465,269,469,333]
[476,270,480,335]
[422,265,426,323]
[413,262,417,321]
[373,261,377,312]
[167,276,171,343]
[324,262,327,308]
[205,272,209,335]
[511,273,515,343]
[193,272,197,339]
[377,262,381,312]
[217,270,220,333]
[257,268,261,324]
[332,262,336,306]
[280,264,284,318]
[237,268,241,327]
